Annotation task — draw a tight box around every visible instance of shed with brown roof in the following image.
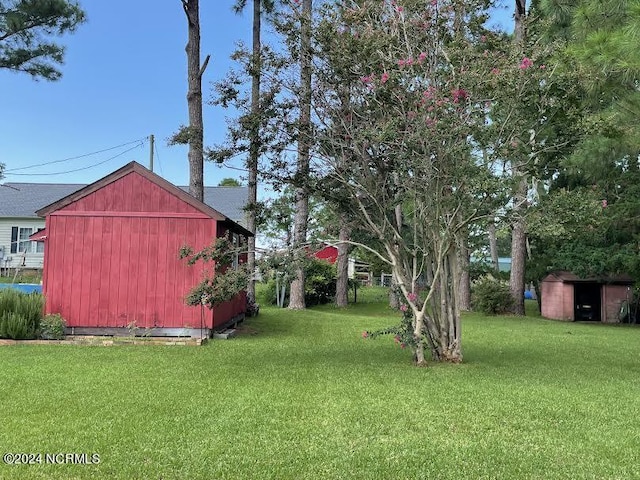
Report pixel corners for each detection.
[540,271,634,323]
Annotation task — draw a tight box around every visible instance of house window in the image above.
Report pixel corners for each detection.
[10,227,37,254]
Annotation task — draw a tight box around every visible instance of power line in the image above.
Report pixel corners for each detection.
[4,138,147,173]
[5,143,144,176]
[155,146,163,176]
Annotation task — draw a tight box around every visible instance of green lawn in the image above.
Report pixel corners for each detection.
[1,290,639,479]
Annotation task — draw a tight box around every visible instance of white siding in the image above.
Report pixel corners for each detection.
[0,218,46,270]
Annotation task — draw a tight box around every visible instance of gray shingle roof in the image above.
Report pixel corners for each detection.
[0,182,248,226]
[0,183,85,218]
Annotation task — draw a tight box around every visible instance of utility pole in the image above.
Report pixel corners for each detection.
[149,134,155,171]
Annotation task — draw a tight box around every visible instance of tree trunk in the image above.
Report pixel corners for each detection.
[510,219,527,315]
[509,0,528,315]
[488,221,499,272]
[288,0,312,310]
[335,222,350,307]
[457,231,471,311]
[246,0,261,303]
[182,0,207,202]
[510,177,527,315]
[514,0,526,44]
[423,248,462,363]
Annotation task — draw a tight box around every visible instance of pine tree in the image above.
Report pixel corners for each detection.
[0,0,85,81]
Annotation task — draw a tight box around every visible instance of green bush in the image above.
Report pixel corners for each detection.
[471,276,514,315]
[0,290,43,339]
[259,258,337,307]
[304,259,336,306]
[0,312,37,339]
[0,287,20,315]
[39,313,67,340]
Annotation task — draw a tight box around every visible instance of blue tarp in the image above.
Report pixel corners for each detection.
[0,283,42,294]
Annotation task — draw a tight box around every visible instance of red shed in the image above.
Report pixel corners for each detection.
[313,244,339,264]
[36,162,251,337]
[541,271,633,323]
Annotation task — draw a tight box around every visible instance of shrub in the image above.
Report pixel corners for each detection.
[304,258,336,306]
[39,313,67,339]
[0,312,37,339]
[259,258,337,307]
[471,276,514,315]
[0,290,43,339]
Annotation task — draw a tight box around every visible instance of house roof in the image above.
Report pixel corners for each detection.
[542,271,634,285]
[0,170,249,226]
[33,162,252,237]
[0,182,86,218]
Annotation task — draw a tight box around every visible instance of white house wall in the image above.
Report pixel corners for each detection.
[0,217,46,270]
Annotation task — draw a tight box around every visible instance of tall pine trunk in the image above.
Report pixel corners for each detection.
[510,178,528,315]
[488,221,500,272]
[289,0,312,310]
[246,0,261,303]
[456,231,471,311]
[182,0,208,202]
[335,222,350,307]
[509,0,527,315]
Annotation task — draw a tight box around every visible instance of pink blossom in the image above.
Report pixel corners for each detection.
[395,5,403,12]
[452,88,468,104]
[418,52,427,63]
[398,59,406,67]
[360,74,374,84]
[602,199,608,208]
[426,117,436,127]
[407,111,417,120]
[400,304,408,312]
[405,57,414,66]
[519,57,534,70]
[431,0,437,5]
[423,86,436,99]
[539,64,546,70]
[491,68,500,75]
[480,35,487,43]
[407,292,418,302]
[380,72,390,84]
[400,343,406,349]
[362,331,369,338]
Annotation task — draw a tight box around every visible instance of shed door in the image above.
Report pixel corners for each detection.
[574,283,601,321]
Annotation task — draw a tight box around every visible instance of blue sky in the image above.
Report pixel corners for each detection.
[1,1,513,188]
[1,1,255,186]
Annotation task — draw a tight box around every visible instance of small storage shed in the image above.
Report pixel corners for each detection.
[36,162,251,337]
[540,271,634,323]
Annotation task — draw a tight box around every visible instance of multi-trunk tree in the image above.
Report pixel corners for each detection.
[313,0,505,364]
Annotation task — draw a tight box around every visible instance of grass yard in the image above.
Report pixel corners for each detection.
[1,288,639,479]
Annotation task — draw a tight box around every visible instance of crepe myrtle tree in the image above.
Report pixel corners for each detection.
[312,0,506,364]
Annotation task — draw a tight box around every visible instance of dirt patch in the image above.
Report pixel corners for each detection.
[235,325,259,336]
[0,336,207,346]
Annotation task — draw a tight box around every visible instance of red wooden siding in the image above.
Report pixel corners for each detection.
[314,245,338,264]
[42,169,248,331]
